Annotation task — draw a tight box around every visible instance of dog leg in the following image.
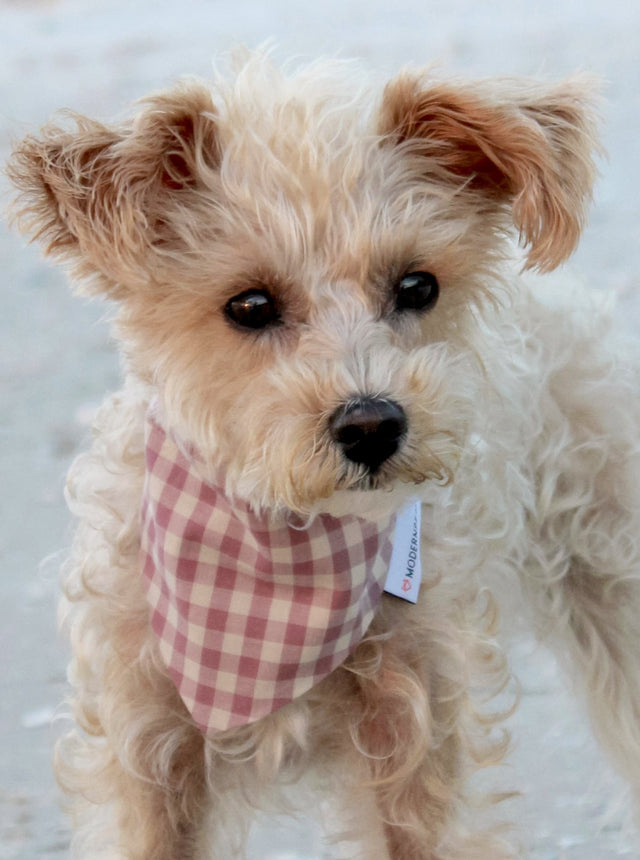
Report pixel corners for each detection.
[56,392,208,858]
[57,629,208,858]
[58,617,208,859]
[525,509,640,800]
[347,596,514,859]
[523,302,640,803]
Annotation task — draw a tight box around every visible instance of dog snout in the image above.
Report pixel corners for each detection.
[329,396,407,473]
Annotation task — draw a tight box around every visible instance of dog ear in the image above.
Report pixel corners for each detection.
[7,81,219,297]
[378,72,600,271]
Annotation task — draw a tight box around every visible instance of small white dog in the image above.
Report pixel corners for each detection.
[8,51,640,858]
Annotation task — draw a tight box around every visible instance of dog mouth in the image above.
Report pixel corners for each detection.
[346,472,398,493]
[341,460,432,493]
[318,454,446,521]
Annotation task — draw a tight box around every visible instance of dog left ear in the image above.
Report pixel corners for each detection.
[7,81,220,297]
[378,72,601,272]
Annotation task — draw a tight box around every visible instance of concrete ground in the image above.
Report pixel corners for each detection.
[1,1,639,857]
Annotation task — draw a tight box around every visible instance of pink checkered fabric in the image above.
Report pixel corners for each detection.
[140,414,396,735]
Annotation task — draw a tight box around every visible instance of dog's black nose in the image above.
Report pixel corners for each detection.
[329,396,407,473]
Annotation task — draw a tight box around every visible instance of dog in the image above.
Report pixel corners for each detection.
[8,50,640,859]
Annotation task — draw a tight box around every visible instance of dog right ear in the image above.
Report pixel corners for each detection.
[7,81,220,298]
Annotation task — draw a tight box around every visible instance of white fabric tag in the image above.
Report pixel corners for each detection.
[383,502,422,603]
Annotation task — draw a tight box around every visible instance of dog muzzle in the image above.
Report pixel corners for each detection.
[140,411,421,735]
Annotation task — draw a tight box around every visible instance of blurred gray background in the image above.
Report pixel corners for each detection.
[1,1,639,857]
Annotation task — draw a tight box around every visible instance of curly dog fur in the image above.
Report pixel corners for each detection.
[7,50,640,858]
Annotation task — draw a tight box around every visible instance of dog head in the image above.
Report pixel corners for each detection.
[8,52,599,516]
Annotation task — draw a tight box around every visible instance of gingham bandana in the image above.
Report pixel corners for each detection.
[140,414,397,735]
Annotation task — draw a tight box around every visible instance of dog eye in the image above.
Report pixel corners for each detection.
[224,290,281,330]
[394,271,439,313]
